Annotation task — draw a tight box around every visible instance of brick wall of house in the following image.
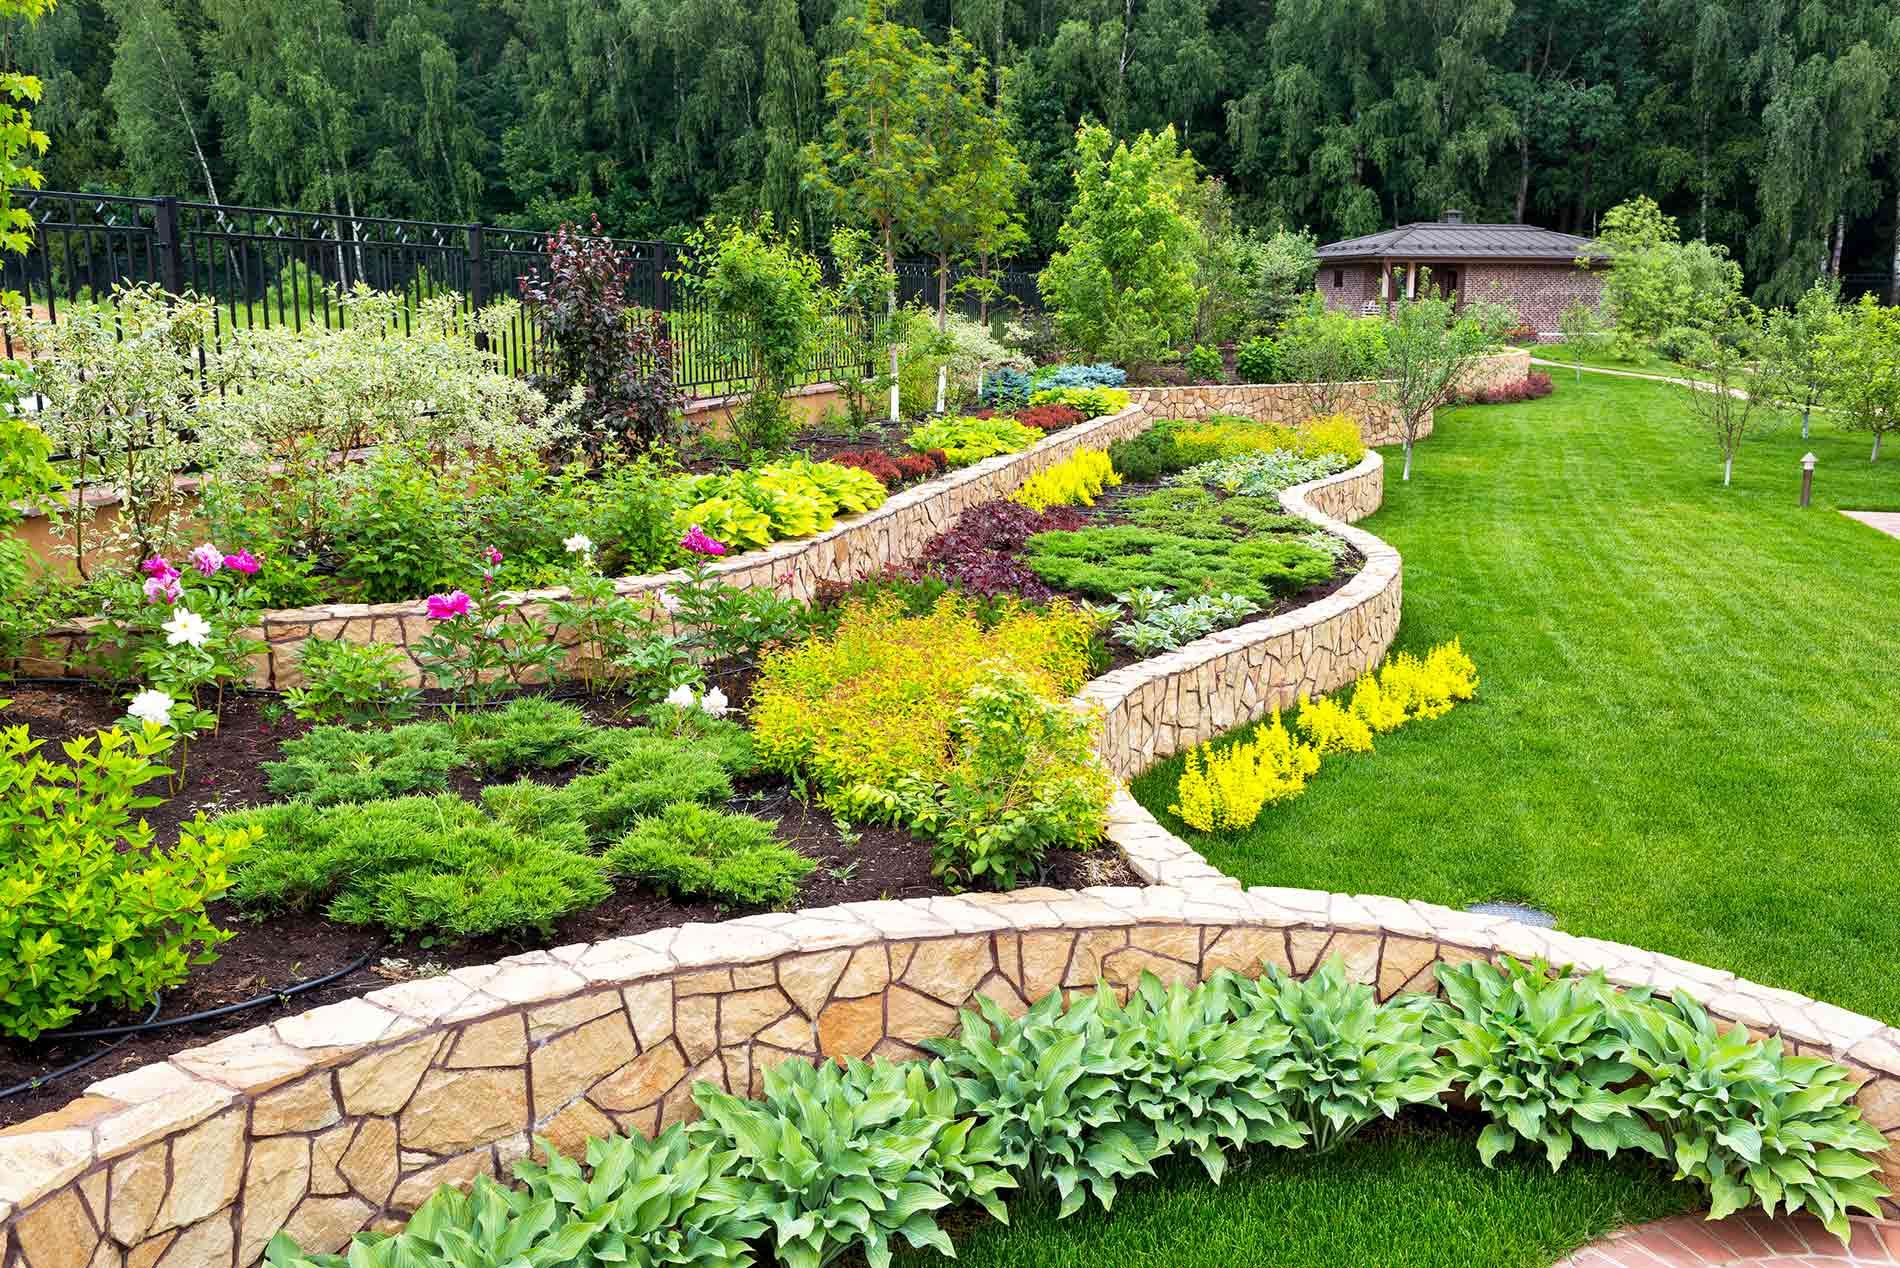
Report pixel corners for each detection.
[1319,263,1380,315]
[1461,262,1603,338]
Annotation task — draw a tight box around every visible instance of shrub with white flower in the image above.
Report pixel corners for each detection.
[661,684,730,718]
[162,607,213,648]
[563,533,594,556]
[126,689,175,728]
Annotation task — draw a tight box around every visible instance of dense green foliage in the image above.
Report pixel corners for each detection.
[0,717,254,1039]
[271,954,1884,1265]
[14,0,1900,301]
[1131,375,1900,1025]
[605,802,814,908]
[263,721,466,806]
[1022,526,1334,605]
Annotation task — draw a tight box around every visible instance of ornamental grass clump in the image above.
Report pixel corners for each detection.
[1169,711,1320,832]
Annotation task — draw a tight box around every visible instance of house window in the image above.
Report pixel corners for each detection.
[1332,269,1344,289]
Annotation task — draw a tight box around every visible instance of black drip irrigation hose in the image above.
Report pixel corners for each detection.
[2,675,605,710]
[0,946,380,1101]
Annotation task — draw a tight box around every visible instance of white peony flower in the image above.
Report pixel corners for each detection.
[664,683,697,710]
[563,533,594,555]
[700,687,730,718]
[162,607,213,648]
[126,689,175,728]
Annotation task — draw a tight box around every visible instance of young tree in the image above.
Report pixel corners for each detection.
[1374,284,1510,481]
[1556,299,1610,383]
[1678,323,1772,487]
[674,215,823,455]
[826,226,897,431]
[804,6,939,422]
[1039,123,1203,367]
[1755,279,1841,441]
[1583,196,1746,359]
[1820,295,1900,462]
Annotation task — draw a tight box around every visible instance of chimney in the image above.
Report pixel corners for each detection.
[1443,209,1465,224]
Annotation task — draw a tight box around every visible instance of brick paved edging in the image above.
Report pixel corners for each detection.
[1562,1212,1900,1265]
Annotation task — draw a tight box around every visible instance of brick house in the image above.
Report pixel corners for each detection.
[1315,211,1608,339]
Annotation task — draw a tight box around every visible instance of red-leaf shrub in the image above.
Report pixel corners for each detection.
[1459,373,1557,406]
[903,499,1090,600]
[833,449,904,487]
[1015,404,1087,432]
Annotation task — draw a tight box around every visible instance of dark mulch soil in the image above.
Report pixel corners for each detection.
[0,680,1131,1125]
[678,419,928,478]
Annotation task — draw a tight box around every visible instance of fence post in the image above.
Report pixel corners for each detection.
[466,222,487,349]
[155,196,183,295]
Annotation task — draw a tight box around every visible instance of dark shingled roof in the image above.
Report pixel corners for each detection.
[1317,221,1604,262]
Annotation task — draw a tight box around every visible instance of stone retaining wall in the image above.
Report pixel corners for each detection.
[5,393,1894,1268]
[1076,449,1398,781]
[15,405,1156,691]
[4,870,1894,1268]
[1130,348,1532,446]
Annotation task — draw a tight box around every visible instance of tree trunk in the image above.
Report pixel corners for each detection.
[1515,133,1530,223]
[1801,405,1810,441]
[936,249,949,331]
[1875,431,1884,462]
[884,226,900,423]
[1402,435,1414,480]
[1830,215,1845,278]
[1723,451,1733,486]
[1890,170,1900,304]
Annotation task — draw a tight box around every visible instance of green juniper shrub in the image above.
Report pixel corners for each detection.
[221,794,606,941]
[557,738,733,839]
[451,698,596,774]
[1023,525,1335,605]
[606,801,814,907]
[262,722,467,807]
[1122,486,1313,539]
[578,708,759,778]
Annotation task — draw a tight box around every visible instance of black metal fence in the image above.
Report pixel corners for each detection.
[0,189,1042,396]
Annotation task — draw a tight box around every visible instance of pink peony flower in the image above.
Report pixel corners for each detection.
[426,590,472,621]
[222,549,260,575]
[680,524,728,558]
[189,543,224,576]
[143,574,182,604]
[142,556,180,582]
[484,546,504,566]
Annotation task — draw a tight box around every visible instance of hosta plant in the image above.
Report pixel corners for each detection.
[1621,991,1890,1239]
[1117,972,1308,1181]
[926,986,1159,1217]
[508,1128,766,1267]
[262,1173,605,1268]
[1228,957,1449,1152]
[1431,957,1663,1169]
[690,1056,1012,1268]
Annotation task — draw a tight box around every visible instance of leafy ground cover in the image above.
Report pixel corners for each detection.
[1133,373,1900,1022]
[895,1115,1697,1268]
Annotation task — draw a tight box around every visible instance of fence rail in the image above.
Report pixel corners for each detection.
[0,189,1042,396]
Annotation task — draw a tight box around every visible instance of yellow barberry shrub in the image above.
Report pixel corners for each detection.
[1425,637,1479,700]
[1169,711,1320,832]
[1295,691,1374,754]
[1011,448,1122,512]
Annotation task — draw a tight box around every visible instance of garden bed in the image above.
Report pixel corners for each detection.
[0,678,1129,1127]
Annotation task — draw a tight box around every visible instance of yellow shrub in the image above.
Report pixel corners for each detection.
[1351,638,1480,729]
[1012,448,1122,512]
[1169,711,1320,833]
[1170,413,1367,466]
[1295,692,1374,754]
[1297,413,1369,464]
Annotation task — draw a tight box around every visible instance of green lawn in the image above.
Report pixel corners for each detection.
[895,1116,1696,1268]
[1132,373,1900,1023]
[1532,341,1689,378]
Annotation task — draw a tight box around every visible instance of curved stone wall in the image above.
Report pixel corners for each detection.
[14,405,1156,690]
[1130,347,1533,446]
[1077,448,1397,781]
